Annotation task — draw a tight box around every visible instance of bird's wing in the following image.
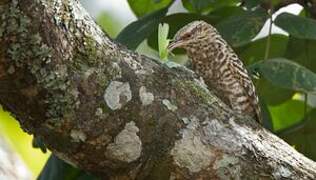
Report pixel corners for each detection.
[229,55,262,123]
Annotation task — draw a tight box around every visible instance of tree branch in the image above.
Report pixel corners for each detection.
[1,0,316,179]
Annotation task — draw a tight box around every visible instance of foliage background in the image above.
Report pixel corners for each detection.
[1,0,316,179]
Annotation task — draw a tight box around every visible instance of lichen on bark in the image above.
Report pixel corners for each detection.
[1,0,316,179]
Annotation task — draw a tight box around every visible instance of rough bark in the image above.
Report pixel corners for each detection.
[1,0,316,179]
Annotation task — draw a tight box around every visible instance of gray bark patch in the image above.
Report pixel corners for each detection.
[139,86,154,106]
[171,117,214,173]
[162,99,178,112]
[106,121,142,163]
[214,154,241,179]
[273,165,292,179]
[104,81,132,110]
[70,129,87,142]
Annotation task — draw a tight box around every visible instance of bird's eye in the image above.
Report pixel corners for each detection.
[183,34,191,39]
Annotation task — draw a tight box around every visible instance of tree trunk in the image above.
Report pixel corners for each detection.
[0,0,316,179]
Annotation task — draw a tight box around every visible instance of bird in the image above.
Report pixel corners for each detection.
[167,21,261,123]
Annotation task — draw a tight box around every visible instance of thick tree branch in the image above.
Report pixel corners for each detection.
[1,0,316,179]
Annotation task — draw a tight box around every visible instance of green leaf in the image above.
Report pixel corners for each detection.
[242,0,261,9]
[181,0,214,13]
[0,107,50,175]
[271,0,282,5]
[285,37,316,73]
[252,58,316,93]
[158,23,170,61]
[32,136,47,153]
[116,7,168,50]
[259,98,273,131]
[278,108,316,161]
[237,34,289,65]
[38,155,98,180]
[215,8,268,47]
[181,0,239,13]
[38,155,64,180]
[127,0,172,17]
[147,6,246,52]
[274,13,316,40]
[96,12,121,38]
[236,35,293,106]
[207,6,245,23]
[257,78,295,106]
[269,99,310,131]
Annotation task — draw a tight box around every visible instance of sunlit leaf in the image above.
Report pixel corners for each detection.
[278,108,316,161]
[127,0,172,17]
[116,7,168,50]
[96,12,121,38]
[275,13,316,40]
[269,99,310,131]
[0,107,49,175]
[158,23,170,61]
[251,58,316,93]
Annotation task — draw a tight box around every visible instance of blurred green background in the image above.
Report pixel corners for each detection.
[0,107,49,176]
[2,0,316,179]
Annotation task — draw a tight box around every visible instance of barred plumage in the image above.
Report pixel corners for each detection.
[168,21,261,123]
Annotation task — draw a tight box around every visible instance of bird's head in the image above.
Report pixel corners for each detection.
[167,21,218,52]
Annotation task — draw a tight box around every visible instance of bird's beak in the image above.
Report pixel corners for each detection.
[167,39,182,52]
